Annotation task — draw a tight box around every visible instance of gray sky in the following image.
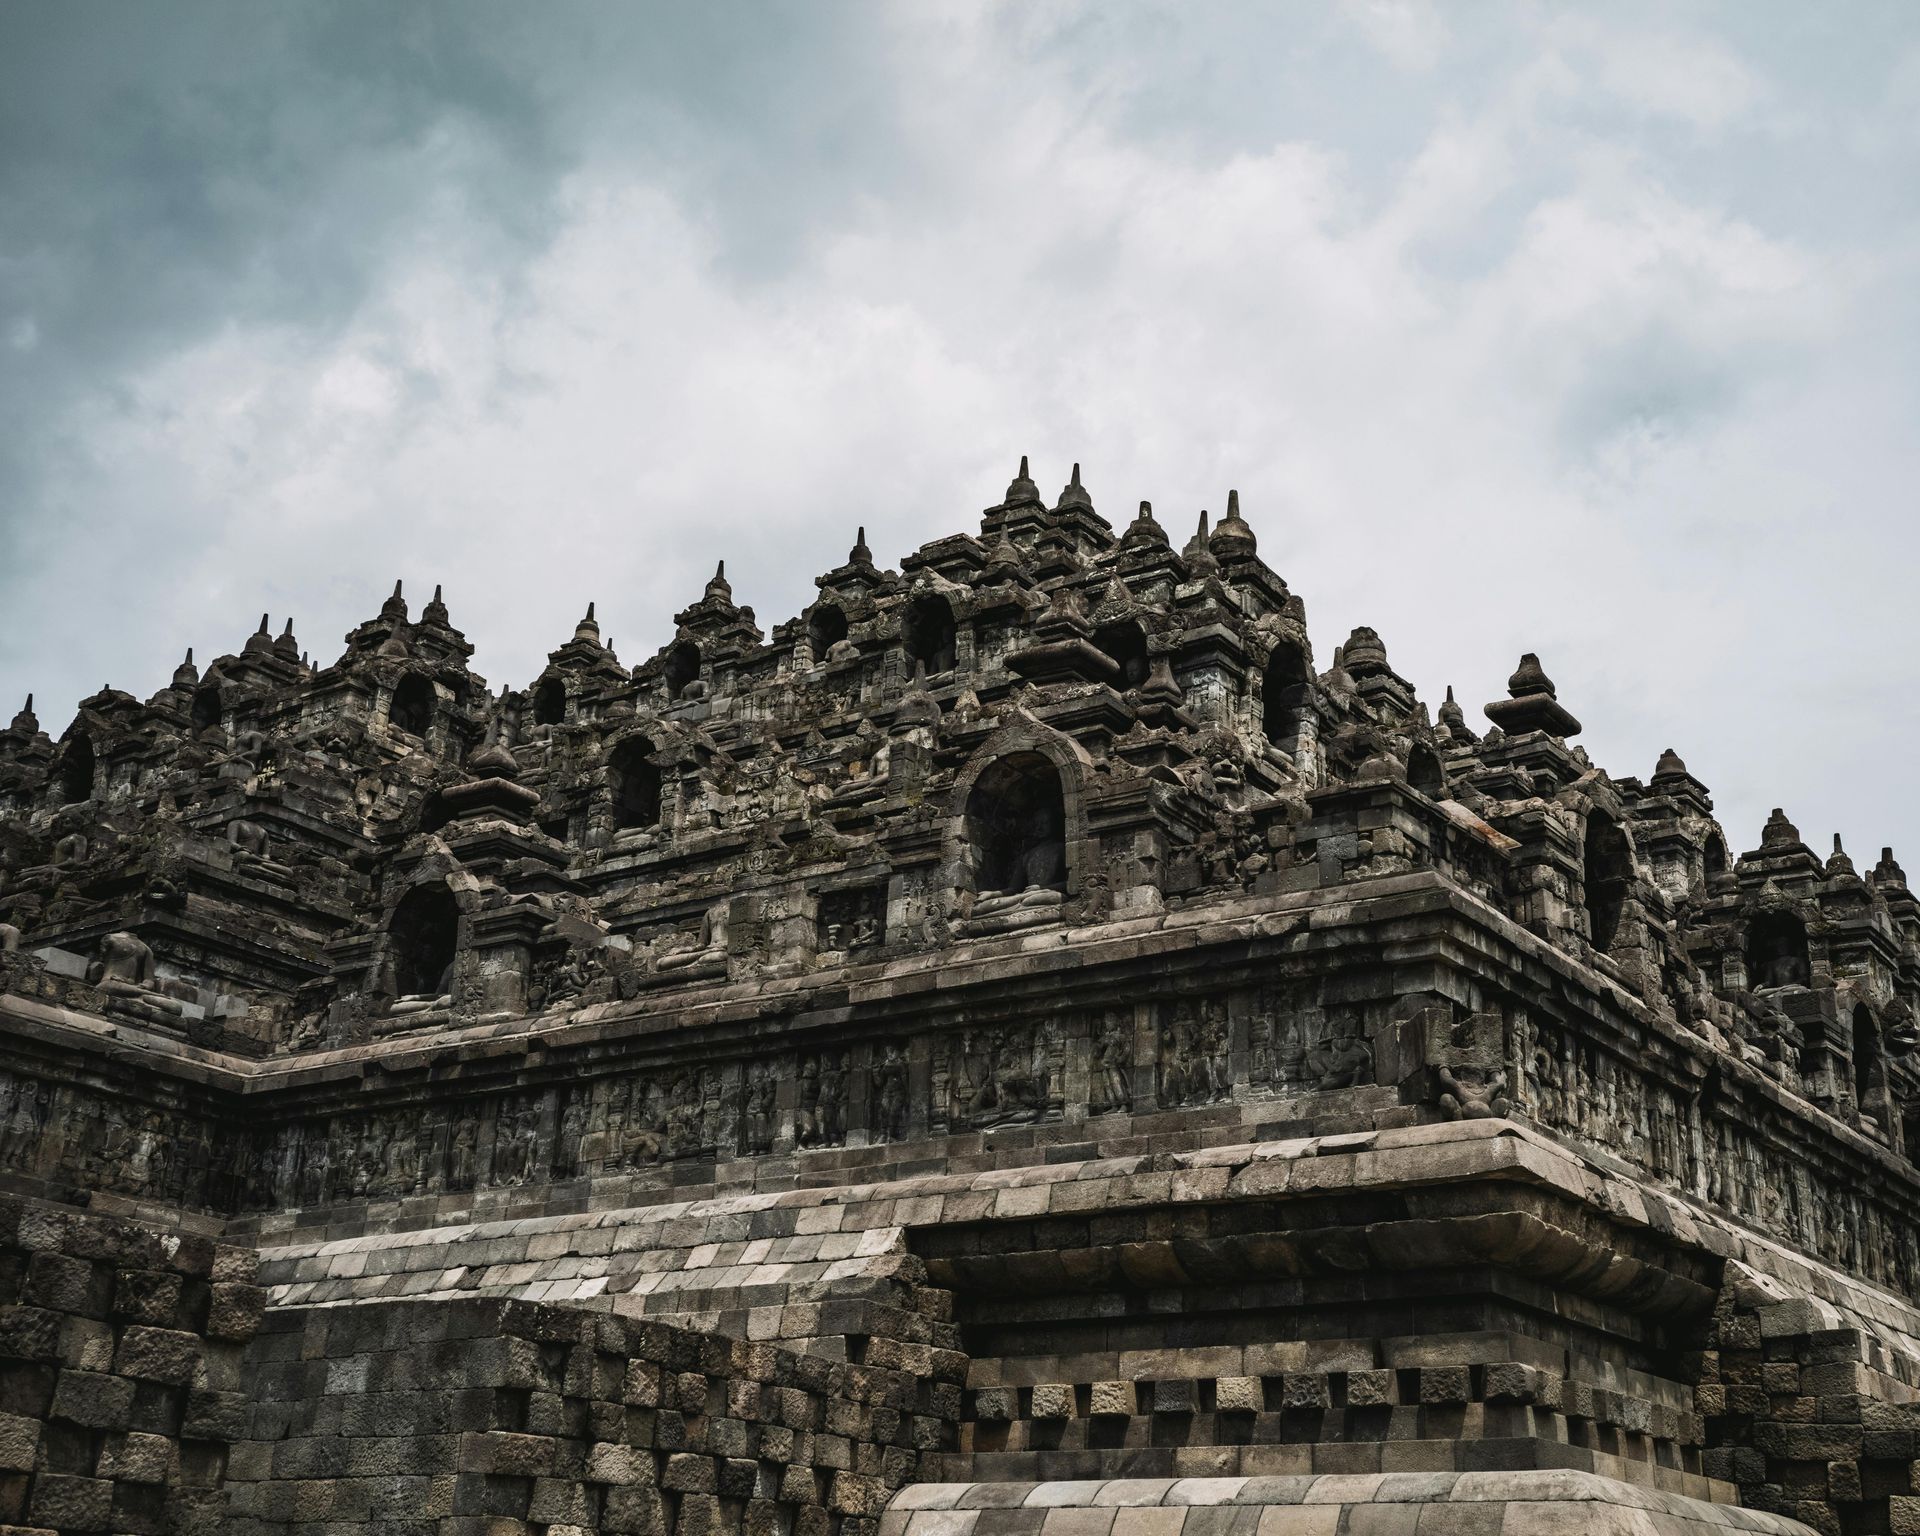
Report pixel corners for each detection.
[4,2,1919,863]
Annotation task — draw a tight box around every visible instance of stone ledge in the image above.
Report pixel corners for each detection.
[882,1471,1816,1536]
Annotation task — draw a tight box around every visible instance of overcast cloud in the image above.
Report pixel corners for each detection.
[3,2,1919,861]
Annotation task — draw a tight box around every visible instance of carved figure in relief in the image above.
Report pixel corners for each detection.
[816,1053,849,1145]
[556,1095,585,1177]
[449,1117,478,1190]
[744,1067,776,1155]
[1093,1011,1132,1112]
[1312,1028,1372,1090]
[872,1045,909,1143]
[1437,1065,1511,1120]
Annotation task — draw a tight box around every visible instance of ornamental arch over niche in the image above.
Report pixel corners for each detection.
[807,602,849,660]
[608,735,663,832]
[1583,809,1631,953]
[948,717,1093,902]
[1092,619,1149,689]
[389,672,435,736]
[190,683,223,735]
[387,881,460,999]
[663,642,701,701]
[903,593,957,676]
[59,732,94,804]
[1407,741,1446,800]
[1747,907,1810,990]
[1261,641,1310,747]
[531,676,566,727]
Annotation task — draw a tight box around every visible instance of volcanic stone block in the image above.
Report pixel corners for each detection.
[828,1471,887,1516]
[586,1443,653,1485]
[112,1271,184,1326]
[1346,1370,1397,1408]
[114,1326,202,1386]
[624,1361,662,1407]
[1089,1381,1137,1418]
[22,1254,98,1316]
[1215,1377,1261,1415]
[96,1430,174,1483]
[205,1284,266,1343]
[0,1309,61,1363]
[528,1478,596,1525]
[58,1318,113,1374]
[0,1414,39,1474]
[1483,1364,1538,1403]
[49,1369,135,1429]
[973,1388,1016,1423]
[1030,1384,1076,1420]
[604,1484,671,1536]
[1282,1374,1332,1410]
[1418,1367,1470,1405]
[28,1474,112,1533]
[663,1453,716,1492]
[182,1387,248,1442]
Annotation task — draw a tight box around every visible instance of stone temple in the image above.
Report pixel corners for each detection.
[0,460,1917,1536]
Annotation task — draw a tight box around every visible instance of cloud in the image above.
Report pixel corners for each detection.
[3,2,1920,865]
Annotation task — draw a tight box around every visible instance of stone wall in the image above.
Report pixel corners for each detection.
[224,1297,962,1536]
[0,1198,265,1536]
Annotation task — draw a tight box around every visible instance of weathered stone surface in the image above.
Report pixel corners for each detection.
[5,465,1920,1536]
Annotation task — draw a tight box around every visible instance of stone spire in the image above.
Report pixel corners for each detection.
[1341,626,1390,678]
[1874,846,1909,890]
[274,618,300,661]
[1653,747,1688,780]
[705,561,732,603]
[1437,684,1472,741]
[1004,454,1041,507]
[1482,653,1581,738]
[574,602,602,645]
[1210,488,1257,561]
[171,650,199,690]
[1056,462,1093,511]
[1827,833,1857,878]
[421,584,450,627]
[849,526,873,566]
[1121,500,1169,550]
[464,689,521,782]
[1760,808,1802,849]
[10,695,37,734]
[380,580,408,623]
[244,613,275,655]
[1183,511,1217,575]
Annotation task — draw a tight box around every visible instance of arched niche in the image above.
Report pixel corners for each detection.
[1583,811,1631,952]
[390,673,435,737]
[664,642,701,701]
[903,594,957,676]
[60,734,95,805]
[1407,742,1446,799]
[808,603,849,660]
[1746,909,1810,989]
[1704,831,1730,882]
[1261,642,1310,746]
[1092,621,1149,689]
[389,883,459,998]
[966,752,1067,896]
[531,676,566,727]
[190,685,223,735]
[609,736,662,831]
[1854,1002,1884,1110]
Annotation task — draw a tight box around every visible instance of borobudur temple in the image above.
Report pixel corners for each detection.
[0,460,1916,1536]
